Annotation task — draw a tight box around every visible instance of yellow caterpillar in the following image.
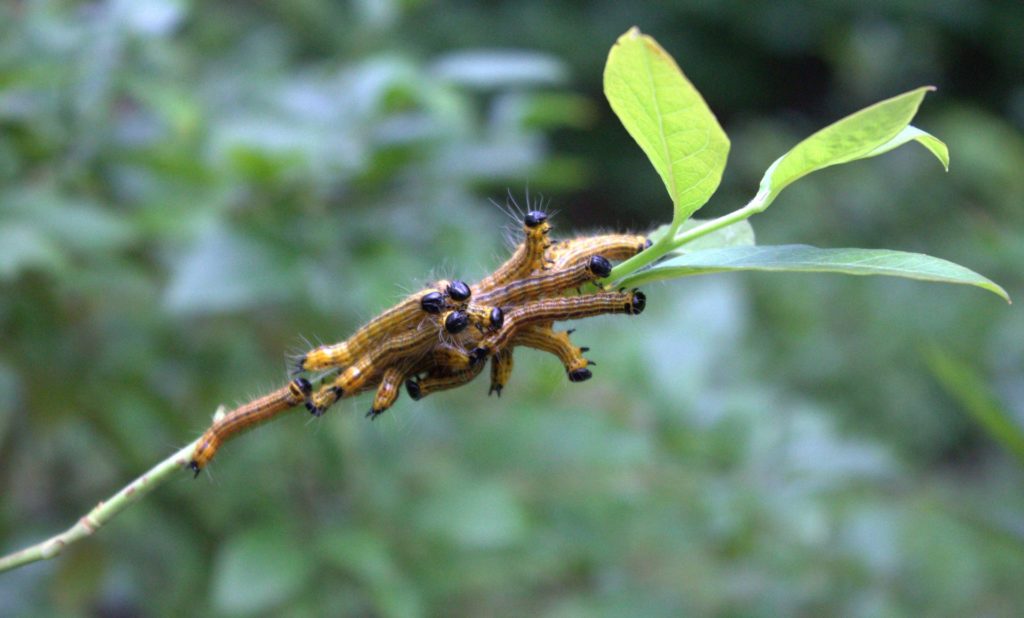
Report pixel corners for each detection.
[475,255,612,306]
[469,289,646,365]
[546,233,649,270]
[473,211,551,293]
[189,378,312,474]
[296,279,472,373]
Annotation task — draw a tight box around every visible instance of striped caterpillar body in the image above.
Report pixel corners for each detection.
[475,255,612,306]
[189,378,312,475]
[307,309,471,416]
[547,233,650,270]
[406,361,486,401]
[296,279,472,374]
[469,289,646,365]
[473,210,551,293]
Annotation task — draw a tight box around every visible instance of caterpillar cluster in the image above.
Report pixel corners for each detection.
[188,209,649,475]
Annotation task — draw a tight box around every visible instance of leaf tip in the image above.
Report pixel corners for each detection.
[614,26,644,47]
[984,281,1012,304]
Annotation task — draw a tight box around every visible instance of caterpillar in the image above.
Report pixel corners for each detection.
[405,361,486,401]
[511,325,593,383]
[364,304,502,419]
[368,361,415,419]
[473,210,552,293]
[403,291,644,402]
[475,255,612,306]
[469,289,646,365]
[547,233,650,270]
[189,378,312,475]
[295,279,472,374]
[488,349,514,396]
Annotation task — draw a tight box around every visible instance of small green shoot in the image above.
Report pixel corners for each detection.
[603,27,1007,303]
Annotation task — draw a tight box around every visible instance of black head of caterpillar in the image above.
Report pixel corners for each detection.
[421,279,472,313]
[420,291,445,314]
[524,210,547,228]
[588,255,612,278]
[627,289,646,314]
[446,280,472,302]
[444,310,470,334]
[460,303,504,334]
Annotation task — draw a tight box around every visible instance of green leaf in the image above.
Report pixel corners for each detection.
[604,27,729,222]
[758,87,946,209]
[864,125,949,170]
[616,245,1010,302]
[925,345,1024,466]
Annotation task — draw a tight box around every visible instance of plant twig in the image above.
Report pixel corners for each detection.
[0,423,211,573]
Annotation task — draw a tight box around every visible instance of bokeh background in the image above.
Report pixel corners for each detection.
[1,1,1022,615]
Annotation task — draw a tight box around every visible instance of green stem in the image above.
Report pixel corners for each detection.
[607,189,771,284]
[605,220,679,282]
[0,436,202,573]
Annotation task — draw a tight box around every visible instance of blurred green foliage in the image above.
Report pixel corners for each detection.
[1,1,1022,616]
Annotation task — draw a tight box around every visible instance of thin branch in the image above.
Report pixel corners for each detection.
[0,423,212,573]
